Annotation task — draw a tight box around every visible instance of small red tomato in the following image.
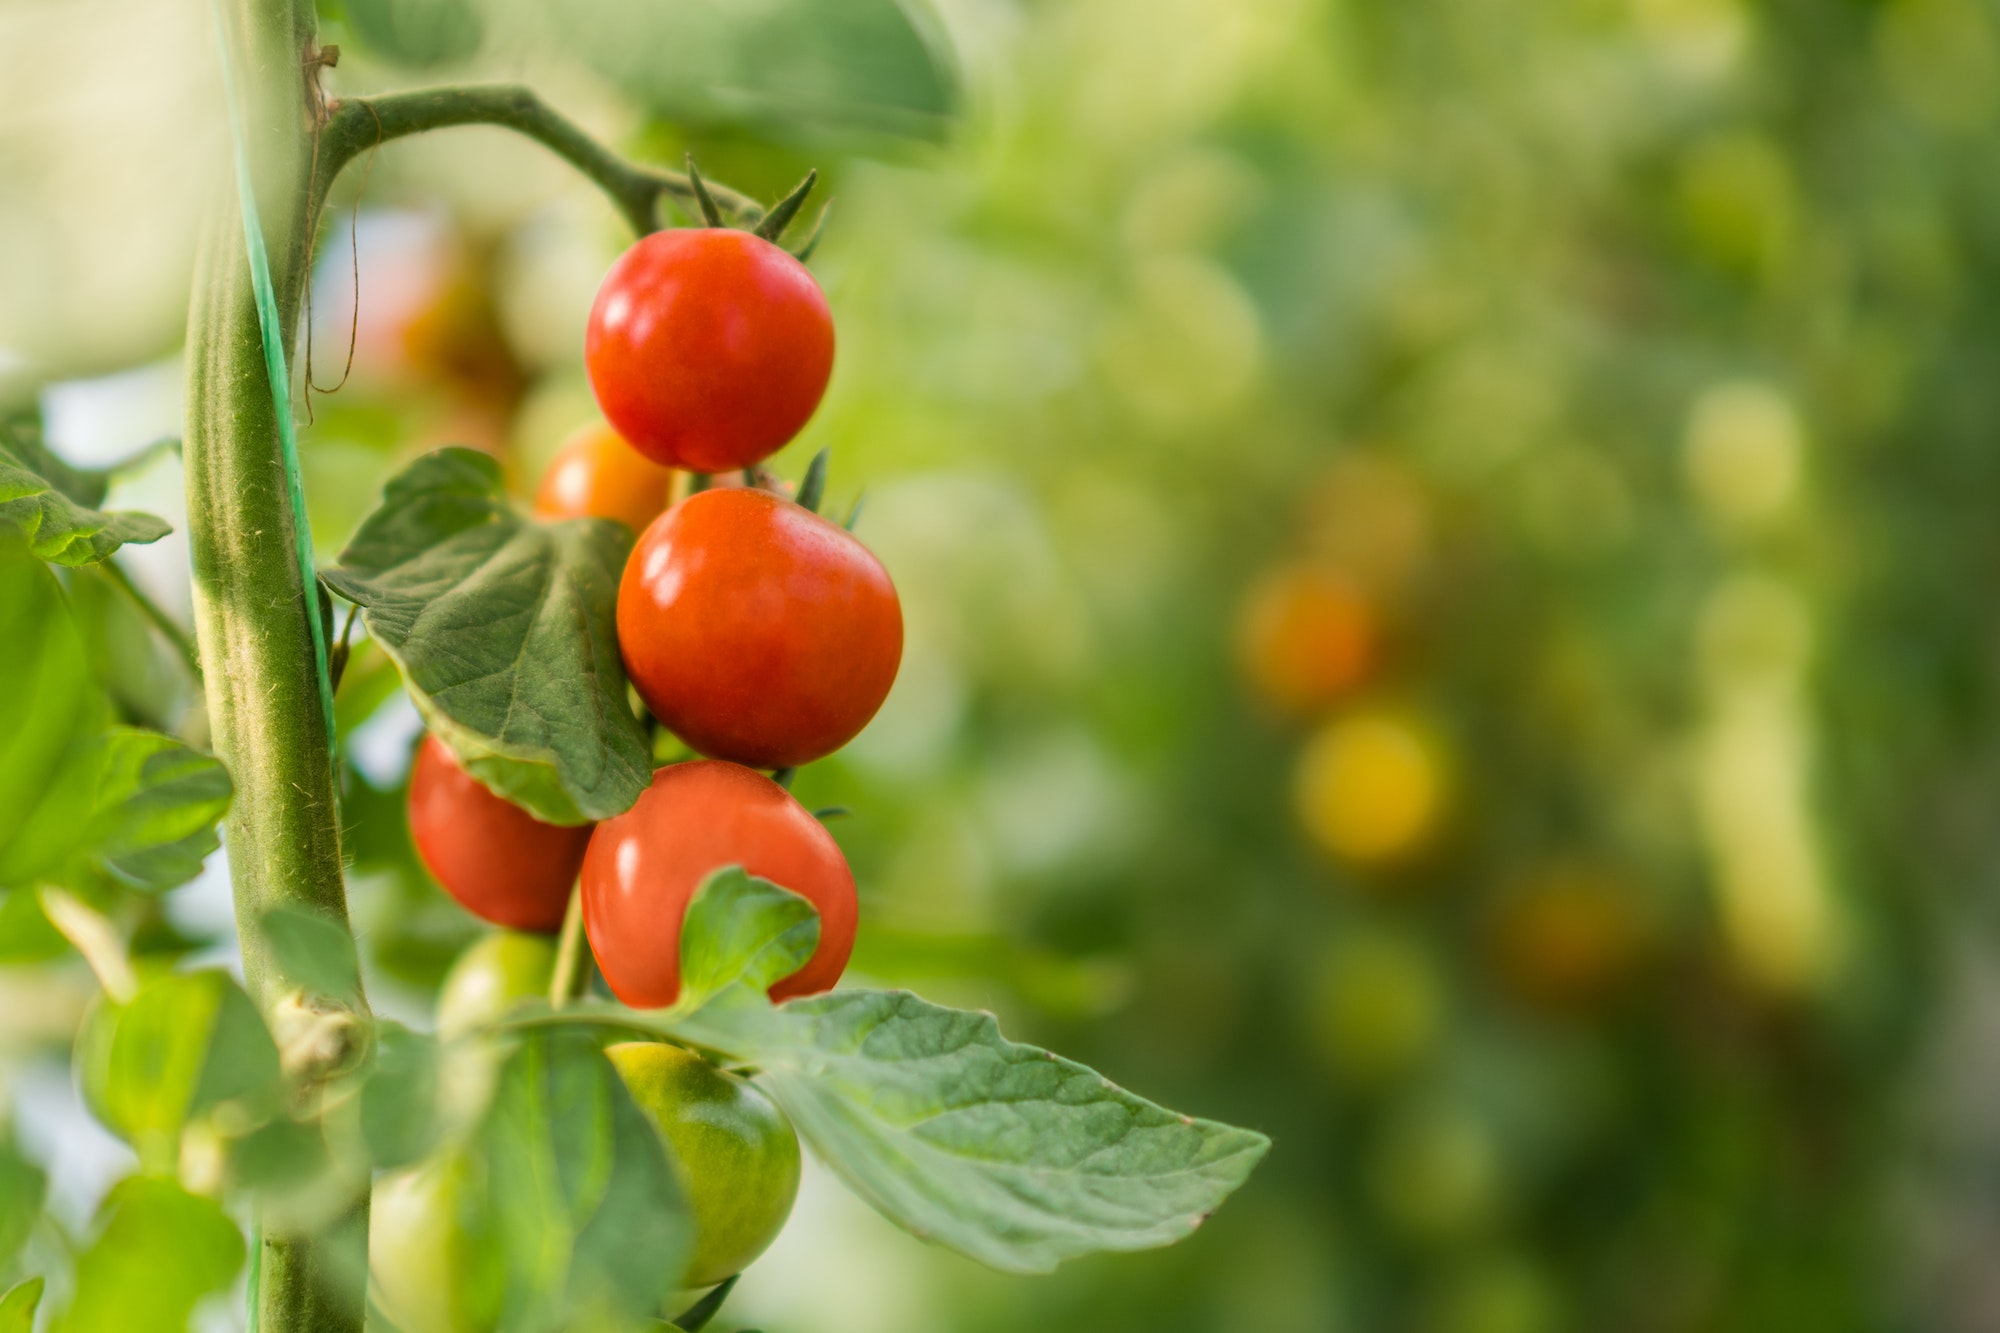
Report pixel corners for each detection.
[581,760,858,1007]
[408,736,592,933]
[585,229,834,473]
[619,487,902,770]
[532,420,675,534]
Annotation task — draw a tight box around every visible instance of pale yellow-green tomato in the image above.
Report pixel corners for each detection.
[369,1149,504,1333]
[606,1042,802,1288]
[435,930,558,1039]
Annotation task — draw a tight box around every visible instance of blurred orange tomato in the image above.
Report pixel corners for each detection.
[1487,866,1645,1015]
[1237,561,1379,717]
[532,420,675,534]
[1294,709,1448,867]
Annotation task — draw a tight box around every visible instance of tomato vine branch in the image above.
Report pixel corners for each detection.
[312,85,764,237]
[99,556,203,681]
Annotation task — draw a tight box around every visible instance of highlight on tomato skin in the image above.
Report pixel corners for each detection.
[531,418,674,534]
[407,735,593,935]
[618,486,903,771]
[585,227,835,473]
[581,760,858,1009]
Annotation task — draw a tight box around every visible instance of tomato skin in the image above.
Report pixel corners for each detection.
[435,930,558,1038]
[581,760,857,1007]
[408,736,592,934]
[532,420,674,534]
[606,1042,801,1288]
[585,229,834,473]
[618,487,902,769]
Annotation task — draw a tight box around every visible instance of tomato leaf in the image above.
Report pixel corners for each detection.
[484,0,958,146]
[675,989,1272,1274]
[342,0,483,67]
[473,1029,693,1330]
[0,439,170,566]
[62,1177,244,1333]
[320,448,650,826]
[359,1020,442,1169]
[0,1146,45,1271]
[259,906,364,1001]
[79,729,232,891]
[677,867,821,1011]
[0,1277,44,1333]
[77,970,282,1169]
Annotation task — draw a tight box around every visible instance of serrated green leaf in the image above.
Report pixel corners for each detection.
[259,906,363,1000]
[361,1021,442,1169]
[79,729,232,892]
[0,1146,45,1270]
[63,1177,243,1333]
[677,989,1271,1274]
[0,440,170,566]
[320,448,650,825]
[678,867,821,1011]
[475,1030,692,1330]
[0,1277,43,1333]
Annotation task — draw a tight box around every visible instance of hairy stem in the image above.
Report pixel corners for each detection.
[313,85,763,236]
[185,1,367,1329]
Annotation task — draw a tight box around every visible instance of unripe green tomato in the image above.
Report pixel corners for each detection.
[435,930,559,1038]
[369,1149,504,1333]
[606,1042,801,1288]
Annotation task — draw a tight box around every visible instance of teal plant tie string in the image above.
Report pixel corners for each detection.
[211,3,337,746]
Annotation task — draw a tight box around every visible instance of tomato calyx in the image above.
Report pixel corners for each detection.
[684,155,827,261]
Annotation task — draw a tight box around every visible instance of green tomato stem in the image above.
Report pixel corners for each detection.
[550,881,592,1009]
[312,86,765,237]
[185,1,367,1328]
[98,555,203,682]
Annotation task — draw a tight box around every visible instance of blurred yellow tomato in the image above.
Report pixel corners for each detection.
[1294,710,1448,865]
[1487,866,1645,1015]
[1237,562,1379,717]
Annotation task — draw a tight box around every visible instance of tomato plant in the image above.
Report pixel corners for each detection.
[619,486,904,770]
[587,228,836,473]
[0,8,1268,1331]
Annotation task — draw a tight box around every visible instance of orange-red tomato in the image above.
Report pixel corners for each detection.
[1236,562,1378,717]
[618,487,902,770]
[408,736,591,934]
[585,229,834,473]
[581,761,857,1007]
[531,420,675,534]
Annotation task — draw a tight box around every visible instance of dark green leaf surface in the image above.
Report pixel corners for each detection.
[0,440,170,566]
[677,867,821,1011]
[474,1029,692,1330]
[678,989,1272,1274]
[320,448,650,825]
[260,905,364,1000]
[62,1178,243,1333]
[0,1146,45,1271]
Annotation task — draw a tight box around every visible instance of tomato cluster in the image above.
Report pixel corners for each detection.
[396,210,898,1297]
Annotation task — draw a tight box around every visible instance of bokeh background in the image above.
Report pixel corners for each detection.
[8,0,2000,1329]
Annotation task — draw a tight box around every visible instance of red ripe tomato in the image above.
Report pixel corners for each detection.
[618,487,902,770]
[581,760,857,1007]
[585,229,834,473]
[408,736,592,933]
[532,420,674,534]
